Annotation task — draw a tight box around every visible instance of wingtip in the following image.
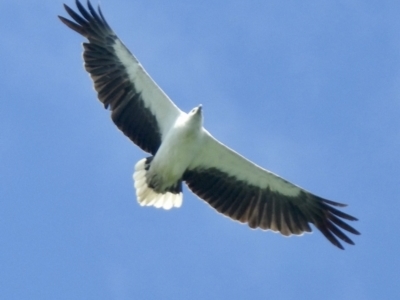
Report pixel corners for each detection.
[322,198,348,207]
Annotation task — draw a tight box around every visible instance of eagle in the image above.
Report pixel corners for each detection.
[59,0,359,249]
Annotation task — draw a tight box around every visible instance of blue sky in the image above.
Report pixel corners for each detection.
[1,0,399,299]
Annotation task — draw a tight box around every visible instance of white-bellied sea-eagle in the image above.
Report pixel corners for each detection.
[59,0,360,249]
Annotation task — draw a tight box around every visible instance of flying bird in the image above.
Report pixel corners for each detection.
[59,0,360,249]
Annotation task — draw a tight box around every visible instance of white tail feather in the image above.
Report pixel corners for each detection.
[133,158,183,210]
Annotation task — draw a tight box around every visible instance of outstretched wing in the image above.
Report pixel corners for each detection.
[184,131,360,249]
[59,0,182,154]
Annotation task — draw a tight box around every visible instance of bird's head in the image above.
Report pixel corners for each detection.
[189,104,202,115]
[187,104,203,127]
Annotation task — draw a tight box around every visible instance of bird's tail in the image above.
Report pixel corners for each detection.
[133,158,183,210]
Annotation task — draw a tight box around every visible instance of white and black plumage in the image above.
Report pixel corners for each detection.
[59,0,360,249]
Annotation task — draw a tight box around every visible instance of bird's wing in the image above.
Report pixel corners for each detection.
[59,0,182,154]
[184,131,360,249]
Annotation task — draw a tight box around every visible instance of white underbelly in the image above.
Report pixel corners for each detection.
[149,124,203,190]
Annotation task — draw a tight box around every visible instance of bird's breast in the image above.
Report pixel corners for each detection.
[149,124,204,190]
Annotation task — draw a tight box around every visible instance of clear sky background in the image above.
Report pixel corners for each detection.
[1,0,399,299]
